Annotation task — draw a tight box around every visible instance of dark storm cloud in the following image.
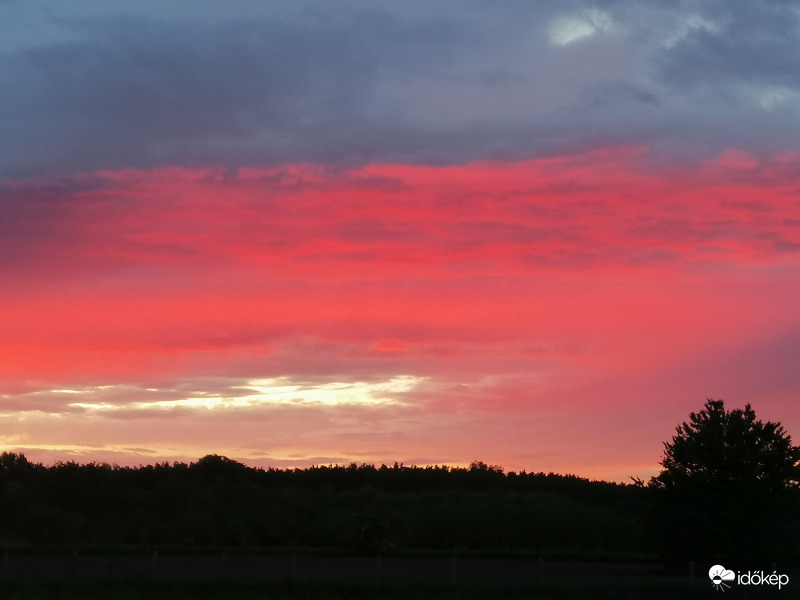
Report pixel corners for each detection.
[1,1,799,177]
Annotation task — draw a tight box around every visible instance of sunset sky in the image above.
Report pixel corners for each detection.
[2,1,800,482]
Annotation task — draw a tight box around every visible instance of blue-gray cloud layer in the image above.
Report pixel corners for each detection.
[1,0,799,177]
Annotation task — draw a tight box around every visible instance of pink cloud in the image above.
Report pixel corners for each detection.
[2,147,800,480]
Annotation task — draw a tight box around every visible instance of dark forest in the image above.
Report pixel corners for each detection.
[0,453,647,558]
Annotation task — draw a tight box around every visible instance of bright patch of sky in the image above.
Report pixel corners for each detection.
[751,85,800,110]
[63,376,423,413]
[548,9,612,45]
[663,14,719,48]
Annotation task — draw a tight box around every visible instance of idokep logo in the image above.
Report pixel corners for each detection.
[709,564,790,591]
[709,565,735,591]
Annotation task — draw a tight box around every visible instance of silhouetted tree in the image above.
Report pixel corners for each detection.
[649,399,800,567]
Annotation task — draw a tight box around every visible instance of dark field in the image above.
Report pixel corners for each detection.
[0,581,722,600]
[0,554,776,599]
[0,553,672,585]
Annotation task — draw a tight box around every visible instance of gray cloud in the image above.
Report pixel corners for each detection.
[0,5,476,176]
[1,1,799,177]
[655,2,800,91]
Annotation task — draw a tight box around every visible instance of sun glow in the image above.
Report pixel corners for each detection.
[61,376,424,414]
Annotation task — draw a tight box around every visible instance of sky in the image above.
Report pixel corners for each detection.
[1,0,800,482]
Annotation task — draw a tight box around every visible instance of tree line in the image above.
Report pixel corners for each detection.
[0,454,647,556]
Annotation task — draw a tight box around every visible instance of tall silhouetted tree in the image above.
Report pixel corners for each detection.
[648,399,800,567]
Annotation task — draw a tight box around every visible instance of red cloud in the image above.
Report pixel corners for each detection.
[2,147,800,480]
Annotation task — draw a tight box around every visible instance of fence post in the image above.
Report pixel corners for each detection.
[451,553,458,584]
[151,550,158,579]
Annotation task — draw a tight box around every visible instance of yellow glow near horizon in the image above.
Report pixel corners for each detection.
[62,375,424,413]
